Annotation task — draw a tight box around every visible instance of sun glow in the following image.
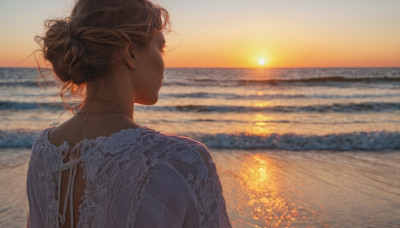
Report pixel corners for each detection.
[258,58,266,66]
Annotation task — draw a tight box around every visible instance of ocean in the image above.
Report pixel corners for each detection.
[1,67,399,227]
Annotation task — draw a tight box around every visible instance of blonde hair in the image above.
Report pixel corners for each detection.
[35,0,169,110]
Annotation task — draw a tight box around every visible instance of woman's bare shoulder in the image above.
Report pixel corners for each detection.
[48,115,139,148]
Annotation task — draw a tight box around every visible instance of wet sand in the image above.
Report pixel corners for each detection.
[1,149,399,227]
[214,150,400,228]
[0,149,30,228]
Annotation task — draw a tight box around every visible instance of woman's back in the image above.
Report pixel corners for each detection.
[44,115,139,228]
[27,0,231,226]
[27,123,231,227]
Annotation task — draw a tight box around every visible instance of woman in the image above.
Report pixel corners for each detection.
[26,0,231,227]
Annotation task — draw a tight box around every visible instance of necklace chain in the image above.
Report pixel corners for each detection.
[75,111,125,115]
[75,98,129,116]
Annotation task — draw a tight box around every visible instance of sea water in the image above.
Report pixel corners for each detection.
[1,67,400,227]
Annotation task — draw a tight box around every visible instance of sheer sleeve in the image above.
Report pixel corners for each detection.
[188,142,231,228]
[133,140,231,228]
[133,165,199,228]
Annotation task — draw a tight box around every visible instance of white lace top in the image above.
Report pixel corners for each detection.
[26,126,231,228]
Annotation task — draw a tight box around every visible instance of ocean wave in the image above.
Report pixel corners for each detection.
[0,130,40,148]
[160,76,400,88]
[195,131,400,151]
[3,76,400,88]
[238,76,400,85]
[162,92,309,99]
[1,129,399,151]
[2,101,399,113]
[0,101,64,111]
[162,92,400,100]
[160,102,400,113]
[0,81,57,87]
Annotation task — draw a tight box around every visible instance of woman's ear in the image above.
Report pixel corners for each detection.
[123,45,136,71]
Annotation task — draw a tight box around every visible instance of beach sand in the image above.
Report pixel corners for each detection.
[0,149,30,227]
[1,148,399,228]
[214,150,400,228]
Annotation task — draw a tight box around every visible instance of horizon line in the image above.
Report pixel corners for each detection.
[1,66,400,70]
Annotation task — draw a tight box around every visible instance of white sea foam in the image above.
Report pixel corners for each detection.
[0,130,40,148]
[1,129,399,151]
[195,131,400,151]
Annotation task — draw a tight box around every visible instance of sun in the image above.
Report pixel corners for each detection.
[258,58,266,66]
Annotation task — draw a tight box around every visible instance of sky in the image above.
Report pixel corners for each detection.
[0,0,399,68]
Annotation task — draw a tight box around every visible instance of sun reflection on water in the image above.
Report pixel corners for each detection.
[239,154,298,227]
[250,113,276,136]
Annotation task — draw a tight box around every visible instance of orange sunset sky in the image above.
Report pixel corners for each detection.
[0,0,399,68]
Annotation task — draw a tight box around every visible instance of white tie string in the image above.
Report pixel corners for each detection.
[57,146,82,228]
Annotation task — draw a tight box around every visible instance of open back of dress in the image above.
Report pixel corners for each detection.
[57,145,86,228]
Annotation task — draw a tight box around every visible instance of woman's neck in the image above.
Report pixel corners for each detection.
[81,67,135,120]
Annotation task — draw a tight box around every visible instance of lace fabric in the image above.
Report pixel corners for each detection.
[26,126,231,228]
